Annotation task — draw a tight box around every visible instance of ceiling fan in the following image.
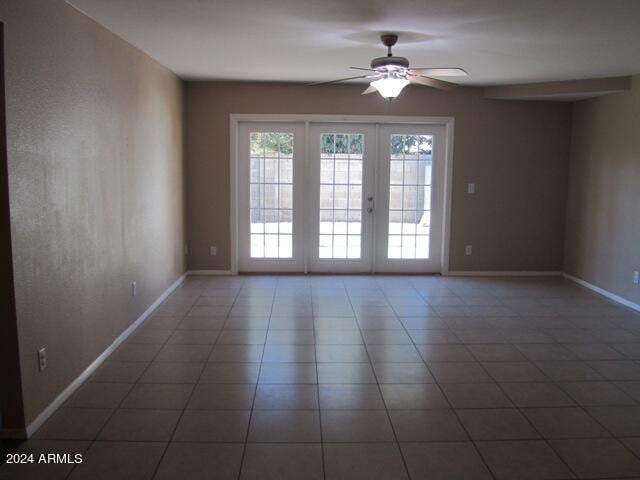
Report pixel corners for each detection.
[310,34,468,99]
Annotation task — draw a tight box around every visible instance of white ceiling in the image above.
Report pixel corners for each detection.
[68,0,640,86]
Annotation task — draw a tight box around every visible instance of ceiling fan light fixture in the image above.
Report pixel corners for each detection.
[370,76,410,98]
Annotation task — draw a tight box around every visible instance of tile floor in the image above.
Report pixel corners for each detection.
[4,274,640,479]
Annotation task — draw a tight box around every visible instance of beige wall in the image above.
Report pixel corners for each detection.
[565,76,640,304]
[186,82,572,272]
[1,0,186,427]
[1,20,26,431]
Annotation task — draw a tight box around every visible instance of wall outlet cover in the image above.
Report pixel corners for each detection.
[38,348,47,371]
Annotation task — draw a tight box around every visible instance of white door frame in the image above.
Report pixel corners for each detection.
[230,114,455,275]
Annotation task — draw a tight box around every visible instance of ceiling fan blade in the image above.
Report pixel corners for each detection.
[362,85,377,95]
[350,66,375,72]
[408,68,468,77]
[308,75,369,86]
[408,75,458,91]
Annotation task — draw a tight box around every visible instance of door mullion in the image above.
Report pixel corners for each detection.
[371,123,380,274]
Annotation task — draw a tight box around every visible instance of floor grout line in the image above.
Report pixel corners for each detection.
[235,283,274,480]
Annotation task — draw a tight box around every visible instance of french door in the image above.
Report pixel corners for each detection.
[375,124,445,272]
[236,119,447,273]
[237,122,306,272]
[307,124,376,272]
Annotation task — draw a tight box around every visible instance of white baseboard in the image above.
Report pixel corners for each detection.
[11,272,188,439]
[563,273,640,313]
[448,271,563,277]
[188,270,233,275]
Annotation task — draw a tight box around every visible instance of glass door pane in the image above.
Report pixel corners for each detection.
[249,131,293,258]
[318,133,363,259]
[238,122,306,272]
[387,134,433,259]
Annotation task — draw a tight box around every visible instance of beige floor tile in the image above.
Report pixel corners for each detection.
[321,410,394,442]
[187,383,255,409]
[560,381,636,406]
[456,408,540,440]
[259,363,317,384]
[108,343,162,362]
[199,363,260,383]
[98,409,181,441]
[139,362,204,383]
[90,361,149,383]
[254,384,318,410]
[586,405,640,436]
[155,443,243,480]
[427,362,493,383]
[240,443,323,480]
[550,438,640,478]
[64,382,132,408]
[401,442,493,480]
[155,344,212,362]
[120,383,193,409]
[389,409,468,441]
[167,330,220,345]
[319,384,385,409]
[523,407,610,438]
[208,345,264,362]
[500,382,576,407]
[380,384,450,409]
[317,363,375,384]
[476,440,575,480]
[324,443,408,480]
[248,410,320,442]
[315,345,369,363]
[262,345,316,363]
[482,361,548,382]
[441,383,514,408]
[34,408,112,440]
[173,410,250,442]
[417,344,475,362]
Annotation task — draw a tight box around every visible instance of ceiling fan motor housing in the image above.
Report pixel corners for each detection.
[370,56,410,71]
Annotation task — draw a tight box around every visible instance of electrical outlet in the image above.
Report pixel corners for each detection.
[132,281,137,297]
[38,348,47,371]
[210,246,217,256]
[465,245,473,256]
[467,183,476,194]
[634,271,639,285]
